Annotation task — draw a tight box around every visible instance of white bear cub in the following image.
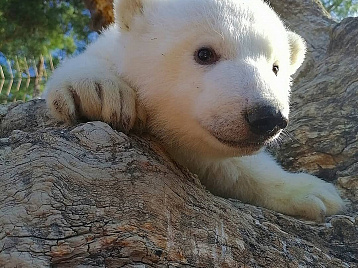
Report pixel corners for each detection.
[44,0,344,221]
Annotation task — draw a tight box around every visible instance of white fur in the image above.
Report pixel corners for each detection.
[44,0,343,221]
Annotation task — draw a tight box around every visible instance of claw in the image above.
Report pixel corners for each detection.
[121,115,131,134]
[68,86,81,121]
[95,82,103,101]
[110,112,121,130]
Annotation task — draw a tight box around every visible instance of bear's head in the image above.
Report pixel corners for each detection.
[114,0,306,159]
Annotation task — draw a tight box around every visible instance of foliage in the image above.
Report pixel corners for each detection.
[321,0,358,20]
[0,0,92,59]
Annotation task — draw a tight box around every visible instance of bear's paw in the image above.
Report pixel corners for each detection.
[46,75,146,133]
[288,174,344,222]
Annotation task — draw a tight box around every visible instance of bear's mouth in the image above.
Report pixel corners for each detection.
[215,137,267,149]
[207,125,281,150]
[202,122,279,150]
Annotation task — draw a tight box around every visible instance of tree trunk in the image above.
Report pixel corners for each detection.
[82,0,114,32]
[1,0,357,267]
[1,100,357,267]
[268,0,358,215]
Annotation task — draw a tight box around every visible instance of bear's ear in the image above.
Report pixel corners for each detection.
[287,31,306,74]
[114,0,144,31]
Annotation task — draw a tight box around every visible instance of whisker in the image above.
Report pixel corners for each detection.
[267,129,299,149]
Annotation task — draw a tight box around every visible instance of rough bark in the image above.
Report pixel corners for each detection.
[1,100,357,267]
[268,0,358,215]
[1,0,357,267]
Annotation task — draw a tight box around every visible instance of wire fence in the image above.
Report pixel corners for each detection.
[0,55,58,104]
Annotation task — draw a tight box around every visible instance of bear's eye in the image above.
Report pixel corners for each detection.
[194,47,219,65]
[272,64,279,76]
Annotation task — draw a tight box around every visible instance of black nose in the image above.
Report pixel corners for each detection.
[245,105,288,136]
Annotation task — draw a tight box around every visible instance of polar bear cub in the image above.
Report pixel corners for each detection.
[44,0,343,221]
